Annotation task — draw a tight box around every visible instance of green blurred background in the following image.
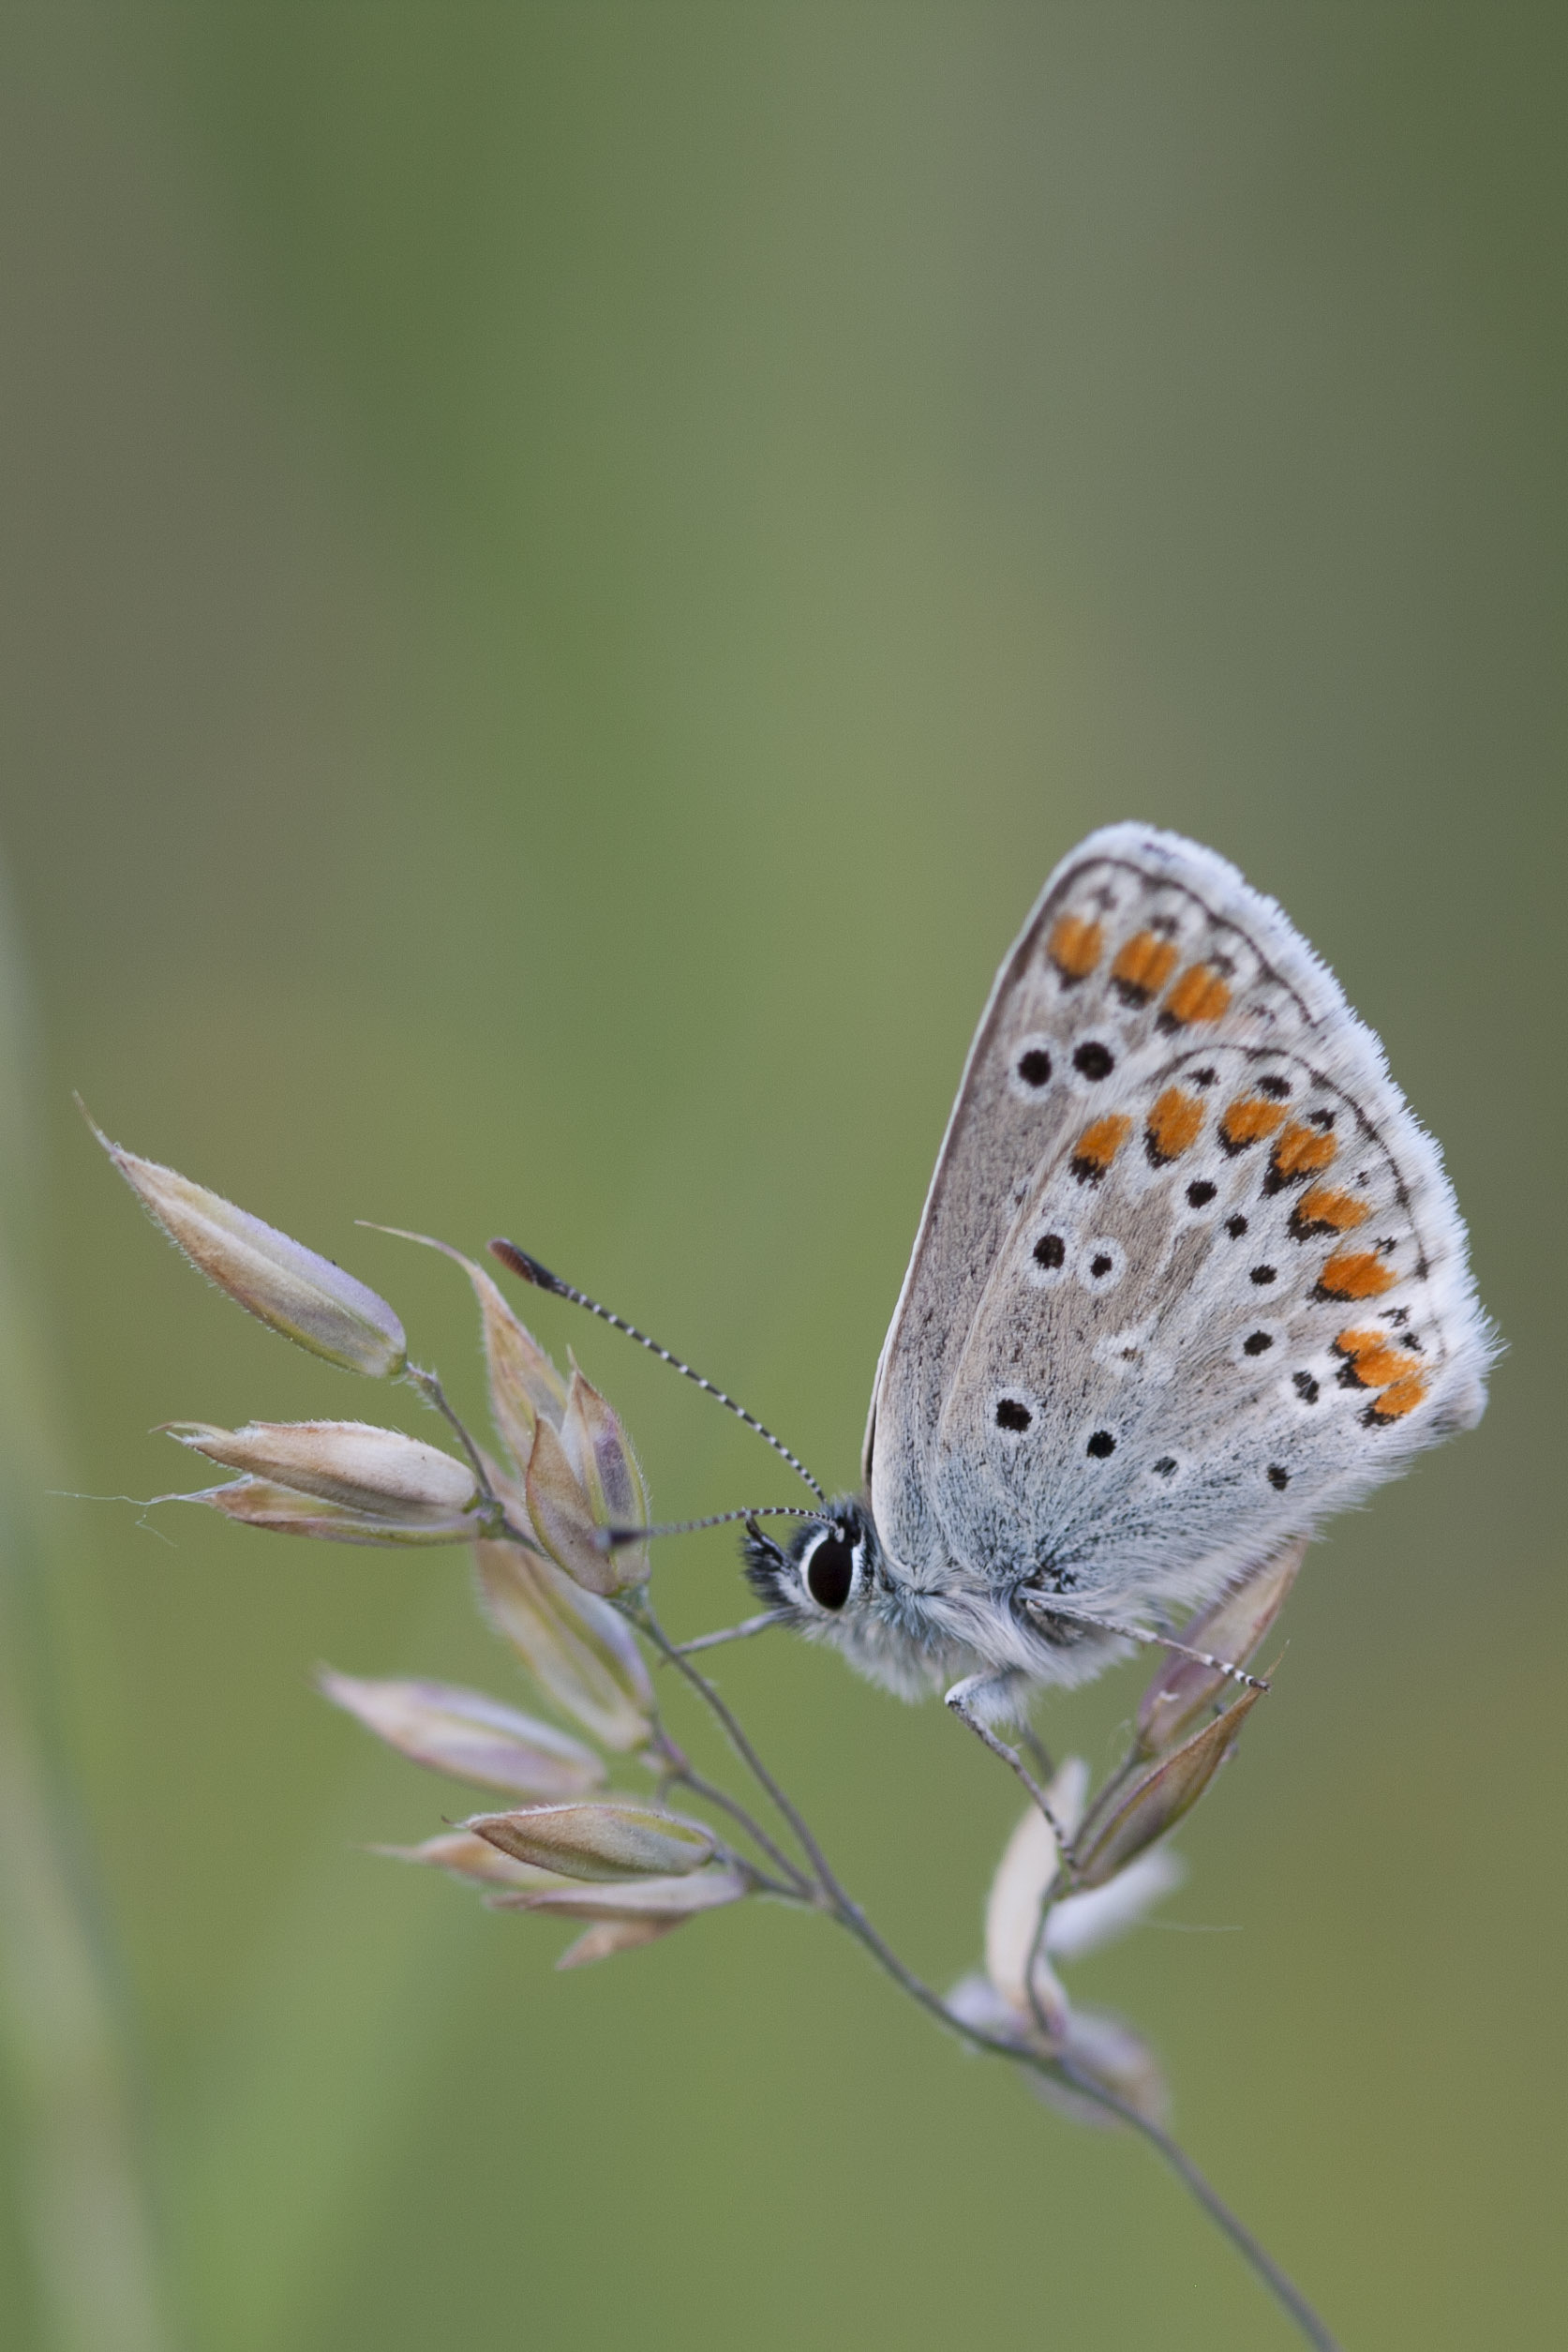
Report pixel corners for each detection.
[1,6,1562,2346]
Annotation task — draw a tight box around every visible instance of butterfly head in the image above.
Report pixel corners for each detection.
[742,1498,882,1632]
[739,1499,996,1702]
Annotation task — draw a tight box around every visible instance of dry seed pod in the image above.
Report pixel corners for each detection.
[555,1918,685,1969]
[525,1414,629,1595]
[983,1760,1088,2029]
[561,1364,650,1586]
[165,1420,479,1526]
[1043,1848,1184,1964]
[187,1477,478,1546]
[320,1673,605,1798]
[946,1969,1044,2052]
[366,1230,566,1470]
[1135,1536,1306,1757]
[371,1832,576,1893]
[502,1865,750,1921]
[89,1115,406,1376]
[475,1539,653,1751]
[1074,1685,1262,1890]
[1033,2008,1171,2132]
[467,1800,715,1880]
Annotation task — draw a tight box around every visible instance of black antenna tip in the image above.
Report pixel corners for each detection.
[489,1238,562,1293]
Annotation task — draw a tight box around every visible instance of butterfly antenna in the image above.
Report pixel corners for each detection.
[594,1504,823,1551]
[489,1239,829,1508]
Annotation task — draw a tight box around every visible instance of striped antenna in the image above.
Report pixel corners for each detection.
[489,1240,829,1507]
[593,1503,824,1551]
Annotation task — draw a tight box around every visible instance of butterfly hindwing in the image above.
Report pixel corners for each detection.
[867,825,1490,1610]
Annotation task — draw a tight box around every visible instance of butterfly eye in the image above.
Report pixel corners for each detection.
[802,1532,856,1611]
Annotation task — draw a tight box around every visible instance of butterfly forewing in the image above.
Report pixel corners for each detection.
[867,826,1489,1611]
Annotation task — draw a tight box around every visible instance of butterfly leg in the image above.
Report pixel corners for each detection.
[944,1675,1074,1861]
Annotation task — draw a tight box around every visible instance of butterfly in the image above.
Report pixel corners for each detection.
[740,824,1494,1726]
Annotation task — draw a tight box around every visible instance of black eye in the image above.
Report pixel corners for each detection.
[803,1534,855,1610]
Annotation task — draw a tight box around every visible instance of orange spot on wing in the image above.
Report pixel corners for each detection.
[1144,1086,1203,1165]
[1048,914,1104,981]
[1290,1184,1369,1239]
[1331,1330,1409,1387]
[1365,1371,1428,1422]
[1318,1249,1396,1301]
[1111,930,1179,1005]
[1266,1122,1338,1190]
[1161,964,1232,1026]
[1219,1096,1288,1152]
[1070,1114,1133,1183]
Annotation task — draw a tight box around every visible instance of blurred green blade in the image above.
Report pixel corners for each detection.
[0,851,173,2352]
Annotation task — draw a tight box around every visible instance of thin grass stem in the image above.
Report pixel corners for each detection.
[650,1734,813,1896]
[629,1588,1341,2352]
[1053,2061,1344,2352]
[627,1596,844,1903]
